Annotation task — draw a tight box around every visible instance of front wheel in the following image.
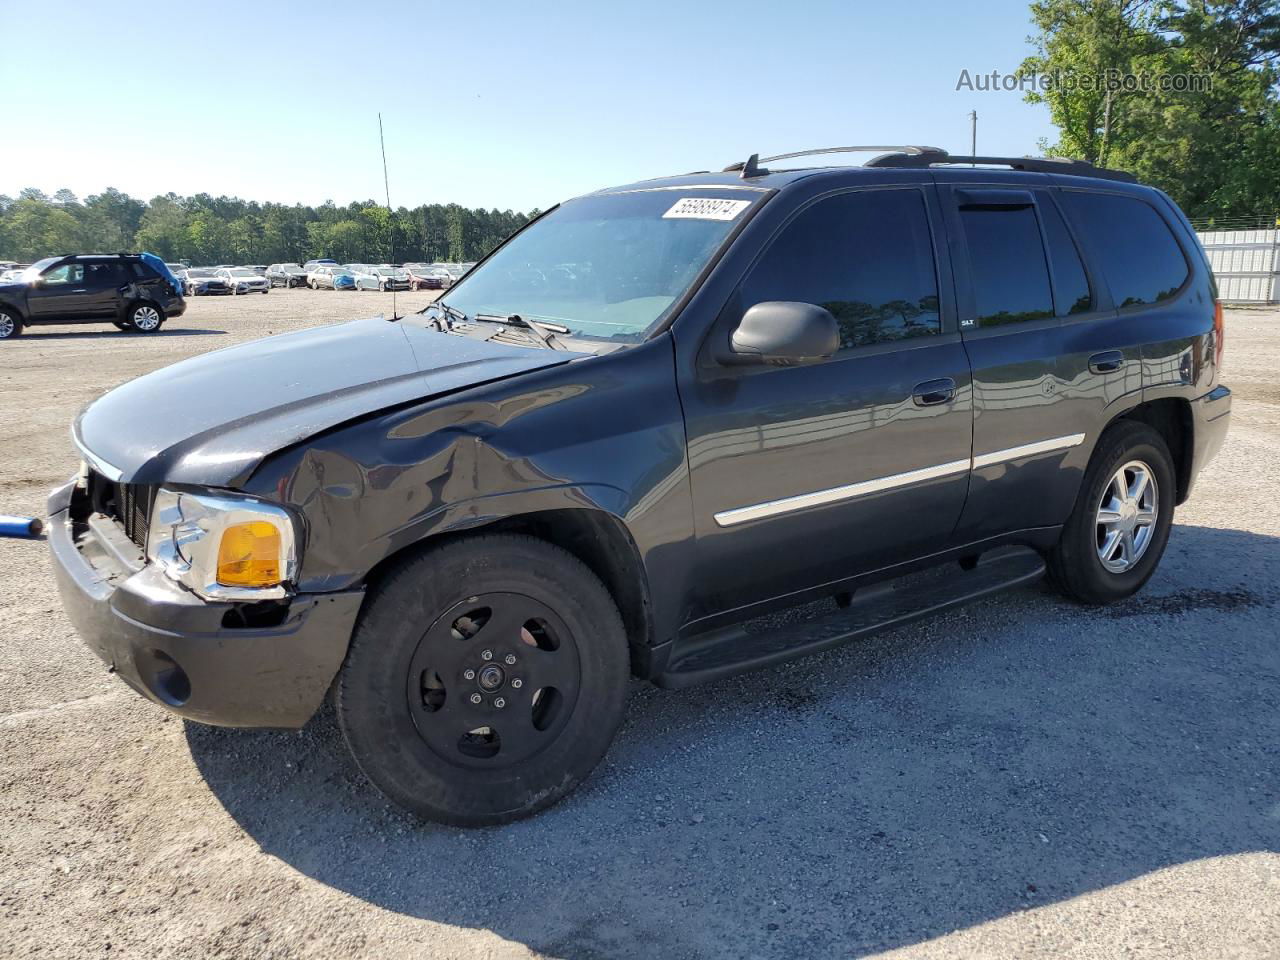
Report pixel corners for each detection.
[0,308,23,339]
[1047,421,1175,604]
[335,534,630,826]
[126,302,164,333]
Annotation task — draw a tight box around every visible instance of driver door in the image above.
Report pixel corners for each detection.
[679,186,974,622]
[27,262,89,320]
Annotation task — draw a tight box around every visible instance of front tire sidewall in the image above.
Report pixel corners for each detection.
[335,535,629,826]
[0,309,23,339]
[1049,422,1175,604]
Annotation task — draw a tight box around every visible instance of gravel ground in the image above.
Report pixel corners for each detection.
[1,294,1277,960]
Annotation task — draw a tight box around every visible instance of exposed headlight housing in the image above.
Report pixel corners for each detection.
[147,488,299,601]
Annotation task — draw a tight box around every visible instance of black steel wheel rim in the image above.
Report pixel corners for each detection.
[404,592,583,770]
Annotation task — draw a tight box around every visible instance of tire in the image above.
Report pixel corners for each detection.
[125,302,164,333]
[261,288,269,294]
[112,321,133,331]
[1047,420,1175,604]
[0,308,23,340]
[335,534,630,826]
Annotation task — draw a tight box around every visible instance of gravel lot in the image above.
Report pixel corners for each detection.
[1,293,1277,960]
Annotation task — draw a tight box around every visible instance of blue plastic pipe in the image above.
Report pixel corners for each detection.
[0,516,43,538]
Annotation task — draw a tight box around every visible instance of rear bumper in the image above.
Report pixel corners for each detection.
[1186,384,1231,499]
[47,480,363,728]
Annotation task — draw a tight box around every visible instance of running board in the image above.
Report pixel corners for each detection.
[656,548,1046,689]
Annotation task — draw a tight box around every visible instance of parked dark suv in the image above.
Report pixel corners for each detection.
[48,147,1230,825]
[0,253,186,339]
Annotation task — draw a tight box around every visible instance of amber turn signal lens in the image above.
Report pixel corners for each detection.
[216,521,283,587]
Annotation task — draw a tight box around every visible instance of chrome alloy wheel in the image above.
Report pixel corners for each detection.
[131,305,161,331]
[0,313,14,338]
[1095,459,1158,573]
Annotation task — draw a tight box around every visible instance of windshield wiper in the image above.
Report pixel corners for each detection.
[413,300,468,329]
[473,313,568,350]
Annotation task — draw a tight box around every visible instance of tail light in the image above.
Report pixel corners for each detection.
[1213,299,1225,370]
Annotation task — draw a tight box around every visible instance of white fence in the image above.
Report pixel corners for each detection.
[1195,229,1280,303]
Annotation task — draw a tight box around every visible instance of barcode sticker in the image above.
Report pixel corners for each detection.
[662,197,752,221]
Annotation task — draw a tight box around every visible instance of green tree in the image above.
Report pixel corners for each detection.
[1022,0,1280,218]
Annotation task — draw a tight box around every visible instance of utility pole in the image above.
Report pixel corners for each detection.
[969,110,977,164]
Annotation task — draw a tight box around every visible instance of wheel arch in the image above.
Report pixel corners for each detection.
[1113,397,1194,504]
[360,506,655,673]
[0,298,28,322]
[119,296,166,321]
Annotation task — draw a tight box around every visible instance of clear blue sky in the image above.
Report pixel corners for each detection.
[3,0,1055,212]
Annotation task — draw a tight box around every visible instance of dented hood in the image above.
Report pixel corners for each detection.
[74,316,573,486]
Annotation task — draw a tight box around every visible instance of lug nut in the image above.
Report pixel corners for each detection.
[481,649,493,661]
[470,693,483,704]
[511,678,523,689]
[463,669,476,680]
[504,653,517,665]
[494,698,506,708]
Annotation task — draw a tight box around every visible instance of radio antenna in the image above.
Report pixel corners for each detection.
[378,112,399,320]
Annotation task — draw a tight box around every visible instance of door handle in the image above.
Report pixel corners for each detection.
[912,378,956,407]
[1089,350,1125,374]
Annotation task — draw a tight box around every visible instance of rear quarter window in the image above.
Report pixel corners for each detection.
[1061,192,1189,308]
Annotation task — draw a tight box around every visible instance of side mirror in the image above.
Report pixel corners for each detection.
[724,301,839,366]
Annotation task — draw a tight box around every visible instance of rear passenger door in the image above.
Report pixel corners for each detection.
[82,261,129,317]
[942,183,1138,542]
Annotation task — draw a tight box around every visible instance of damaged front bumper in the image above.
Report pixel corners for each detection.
[47,479,364,728]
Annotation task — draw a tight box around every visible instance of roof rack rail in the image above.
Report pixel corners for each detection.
[865,152,1137,183]
[723,145,948,179]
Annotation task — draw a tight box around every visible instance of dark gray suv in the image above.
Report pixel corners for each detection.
[0,253,186,338]
[48,146,1230,824]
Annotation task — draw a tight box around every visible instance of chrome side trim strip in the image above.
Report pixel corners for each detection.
[713,458,971,527]
[712,432,1088,527]
[972,433,1085,469]
[71,429,124,482]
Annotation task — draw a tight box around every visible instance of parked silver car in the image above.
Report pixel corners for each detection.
[216,268,270,295]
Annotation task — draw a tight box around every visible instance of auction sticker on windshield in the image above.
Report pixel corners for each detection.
[662,197,752,220]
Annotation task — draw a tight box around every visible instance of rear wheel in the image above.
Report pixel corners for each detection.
[335,534,630,826]
[0,308,22,339]
[1047,421,1175,604]
[126,302,164,333]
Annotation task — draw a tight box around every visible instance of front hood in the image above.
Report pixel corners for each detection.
[75,316,575,486]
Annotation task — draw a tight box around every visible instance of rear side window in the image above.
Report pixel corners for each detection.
[84,261,128,285]
[1061,192,1189,307]
[960,206,1053,327]
[1038,197,1092,316]
[740,189,940,351]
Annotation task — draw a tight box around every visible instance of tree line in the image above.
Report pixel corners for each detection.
[0,188,538,266]
[1022,0,1280,220]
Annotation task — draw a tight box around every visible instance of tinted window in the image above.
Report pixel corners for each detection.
[740,190,940,350]
[1039,197,1092,315]
[1061,192,1188,307]
[961,205,1053,326]
[83,262,125,286]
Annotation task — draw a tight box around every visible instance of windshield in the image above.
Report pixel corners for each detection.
[438,190,759,341]
[188,269,214,277]
[228,268,256,277]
